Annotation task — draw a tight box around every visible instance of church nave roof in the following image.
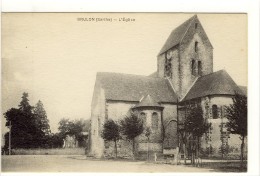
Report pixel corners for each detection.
[96,72,178,103]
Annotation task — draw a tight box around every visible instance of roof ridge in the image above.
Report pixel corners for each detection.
[181,77,199,101]
[97,71,167,80]
[158,14,197,55]
[97,72,148,77]
[166,78,179,99]
[179,15,197,44]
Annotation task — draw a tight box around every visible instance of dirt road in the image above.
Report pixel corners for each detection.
[2,155,213,172]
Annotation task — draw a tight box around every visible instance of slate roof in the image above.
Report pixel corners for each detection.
[182,70,245,101]
[133,94,163,109]
[96,72,178,103]
[158,15,196,55]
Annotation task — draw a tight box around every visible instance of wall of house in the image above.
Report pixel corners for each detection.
[63,135,78,148]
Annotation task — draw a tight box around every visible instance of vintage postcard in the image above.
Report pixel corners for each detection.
[1,12,249,173]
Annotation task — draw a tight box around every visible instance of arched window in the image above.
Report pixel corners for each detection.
[140,112,146,124]
[152,112,159,129]
[195,41,198,53]
[191,59,196,75]
[164,57,172,78]
[212,105,218,119]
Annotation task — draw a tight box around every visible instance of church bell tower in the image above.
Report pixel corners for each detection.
[157,15,213,99]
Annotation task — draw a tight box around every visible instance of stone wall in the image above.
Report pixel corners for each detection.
[179,19,213,98]
[164,120,178,149]
[104,139,133,158]
[137,108,163,143]
[200,96,246,158]
[103,101,178,157]
[105,101,165,157]
[157,48,180,95]
[138,143,162,152]
[161,103,178,149]
[157,54,165,78]
[102,101,137,158]
[157,17,213,99]
[90,85,106,158]
[106,101,136,121]
[161,103,177,122]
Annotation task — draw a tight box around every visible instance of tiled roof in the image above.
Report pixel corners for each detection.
[133,94,163,109]
[158,15,196,55]
[96,72,178,103]
[182,70,245,101]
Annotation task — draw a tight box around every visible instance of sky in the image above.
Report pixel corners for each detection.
[1,13,247,133]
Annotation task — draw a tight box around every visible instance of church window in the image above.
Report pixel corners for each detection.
[140,112,146,125]
[212,105,218,119]
[191,59,196,75]
[195,41,198,53]
[164,54,172,78]
[152,112,159,129]
[198,61,202,75]
[195,23,198,29]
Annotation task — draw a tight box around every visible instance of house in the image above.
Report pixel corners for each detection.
[63,132,89,148]
[89,15,246,158]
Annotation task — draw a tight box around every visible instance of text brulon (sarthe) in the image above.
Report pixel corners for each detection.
[77,17,135,22]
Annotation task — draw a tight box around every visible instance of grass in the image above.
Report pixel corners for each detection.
[10,148,86,155]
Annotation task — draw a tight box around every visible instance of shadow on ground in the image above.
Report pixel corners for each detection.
[68,155,247,172]
[198,161,247,172]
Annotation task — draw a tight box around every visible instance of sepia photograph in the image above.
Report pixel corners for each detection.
[1,13,248,173]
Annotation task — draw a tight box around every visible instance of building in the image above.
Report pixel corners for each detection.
[89,15,247,158]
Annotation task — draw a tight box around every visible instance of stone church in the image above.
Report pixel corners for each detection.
[89,15,247,158]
